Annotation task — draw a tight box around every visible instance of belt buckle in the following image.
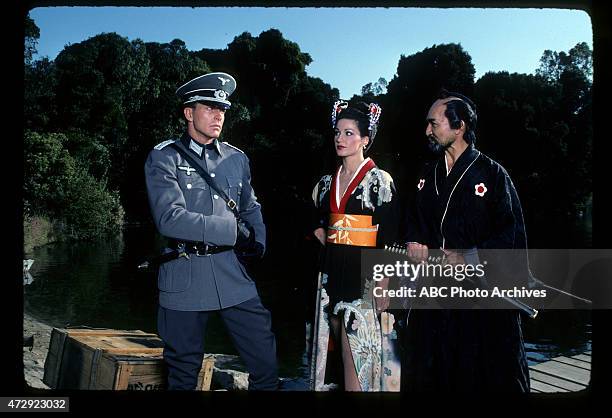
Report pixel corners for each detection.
[196,244,210,257]
[177,242,190,260]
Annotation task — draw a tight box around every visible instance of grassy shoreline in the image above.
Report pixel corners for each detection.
[23,216,61,254]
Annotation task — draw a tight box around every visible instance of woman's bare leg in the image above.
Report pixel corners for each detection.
[330,314,361,391]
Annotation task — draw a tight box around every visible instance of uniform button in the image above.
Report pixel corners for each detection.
[186,184,192,189]
[239,182,242,187]
[211,173,216,178]
[213,195,219,199]
[206,153,210,158]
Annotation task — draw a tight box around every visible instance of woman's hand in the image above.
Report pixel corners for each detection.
[313,227,327,246]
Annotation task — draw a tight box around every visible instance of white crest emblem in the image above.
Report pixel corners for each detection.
[474,182,487,197]
[417,178,425,191]
[218,77,230,85]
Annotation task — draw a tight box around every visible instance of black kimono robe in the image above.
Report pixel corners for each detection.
[311,160,400,308]
[403,143,531,393]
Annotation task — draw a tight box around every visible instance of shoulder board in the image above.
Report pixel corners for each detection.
[154,139,177,151]
[222,141,245,154]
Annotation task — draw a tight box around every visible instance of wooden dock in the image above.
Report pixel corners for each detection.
[529,351,591,393]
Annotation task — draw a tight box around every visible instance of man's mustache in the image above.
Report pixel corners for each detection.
[427,135,445,155]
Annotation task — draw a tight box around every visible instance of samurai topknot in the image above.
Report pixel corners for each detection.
[438,89,478,144]
[333,101,382,152]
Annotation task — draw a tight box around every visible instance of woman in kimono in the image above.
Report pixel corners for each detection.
[309,101,401,391]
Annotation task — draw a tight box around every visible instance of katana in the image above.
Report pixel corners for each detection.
[384,244,539,318]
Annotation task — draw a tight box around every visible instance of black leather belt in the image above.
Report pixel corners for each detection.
[137,240,233,270]
[168,239,234,256]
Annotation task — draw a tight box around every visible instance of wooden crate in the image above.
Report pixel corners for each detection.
[43,328,214,391]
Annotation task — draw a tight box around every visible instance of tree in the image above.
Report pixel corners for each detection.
[52,33,151,190]
[383,43,476,195]
[123,39,210,221]
[536,42,592,84]
[23,131,124,239]
[24,14,40,65]
[360,77,388,99]
[474,42,592,238]
[24,57,57,131]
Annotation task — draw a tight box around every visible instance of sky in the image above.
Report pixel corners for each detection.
[28,7,593,98]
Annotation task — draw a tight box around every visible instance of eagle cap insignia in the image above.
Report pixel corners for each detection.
[475,182,487,197]
[218,77,230,85]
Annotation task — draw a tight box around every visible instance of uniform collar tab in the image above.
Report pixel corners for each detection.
[181,133,222,157]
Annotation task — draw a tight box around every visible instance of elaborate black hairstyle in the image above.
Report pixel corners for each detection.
[331,100,382,152]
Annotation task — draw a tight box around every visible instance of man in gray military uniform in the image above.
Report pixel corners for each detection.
[144,72,278,390]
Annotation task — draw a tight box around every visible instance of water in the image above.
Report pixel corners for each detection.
[24,214,592,386]
[24,225,311,381]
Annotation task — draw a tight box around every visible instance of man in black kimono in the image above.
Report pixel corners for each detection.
[401,90,531,392]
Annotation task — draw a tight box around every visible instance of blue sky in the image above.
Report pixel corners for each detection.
[29,7,593,98]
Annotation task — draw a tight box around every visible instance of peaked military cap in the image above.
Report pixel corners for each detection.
[175,72,236,109]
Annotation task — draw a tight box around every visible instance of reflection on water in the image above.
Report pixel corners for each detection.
[24,215,592,382]
[24,225,310,379]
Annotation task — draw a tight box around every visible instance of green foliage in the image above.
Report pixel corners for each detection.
[23,131,124,240]
[23,14,591,247]
[536,42,592,83]
[360,78,388,102]
[52,33,151,189]
[23,215,58,253]
[381,43,476,185]
[24,57,57,131]
[24,15,40,65]
[474,42,592,223]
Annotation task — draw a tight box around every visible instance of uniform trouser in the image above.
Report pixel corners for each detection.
[158,296,279,390]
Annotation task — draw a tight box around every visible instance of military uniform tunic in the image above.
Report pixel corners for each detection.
[145,133,265,311]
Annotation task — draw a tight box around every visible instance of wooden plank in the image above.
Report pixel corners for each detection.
[197,358,215,391]
[528,369,587,391]
[530,378,569,393]
[95,356,119,390]
[531,361,590,386]
[125,363,166,377]
[551,356,591,370]
[65,329,155,337]
[72,336,163,352]
[114,364,135,390]
[572,354,591,363]
[58,338,96,389]
[43,328,68,388]
[102,348,163,355]
[87,349,103,389]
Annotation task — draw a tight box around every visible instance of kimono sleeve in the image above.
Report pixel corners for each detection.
[372,172,402,247]
[310,176,331,232]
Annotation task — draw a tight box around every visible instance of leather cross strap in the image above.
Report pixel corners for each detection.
[170,143,240,217]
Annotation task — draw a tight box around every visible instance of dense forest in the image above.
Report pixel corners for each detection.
[23,14,592,248]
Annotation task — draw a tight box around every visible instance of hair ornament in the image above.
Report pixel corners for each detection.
[331,100,349,127]
[368,103,382,133]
